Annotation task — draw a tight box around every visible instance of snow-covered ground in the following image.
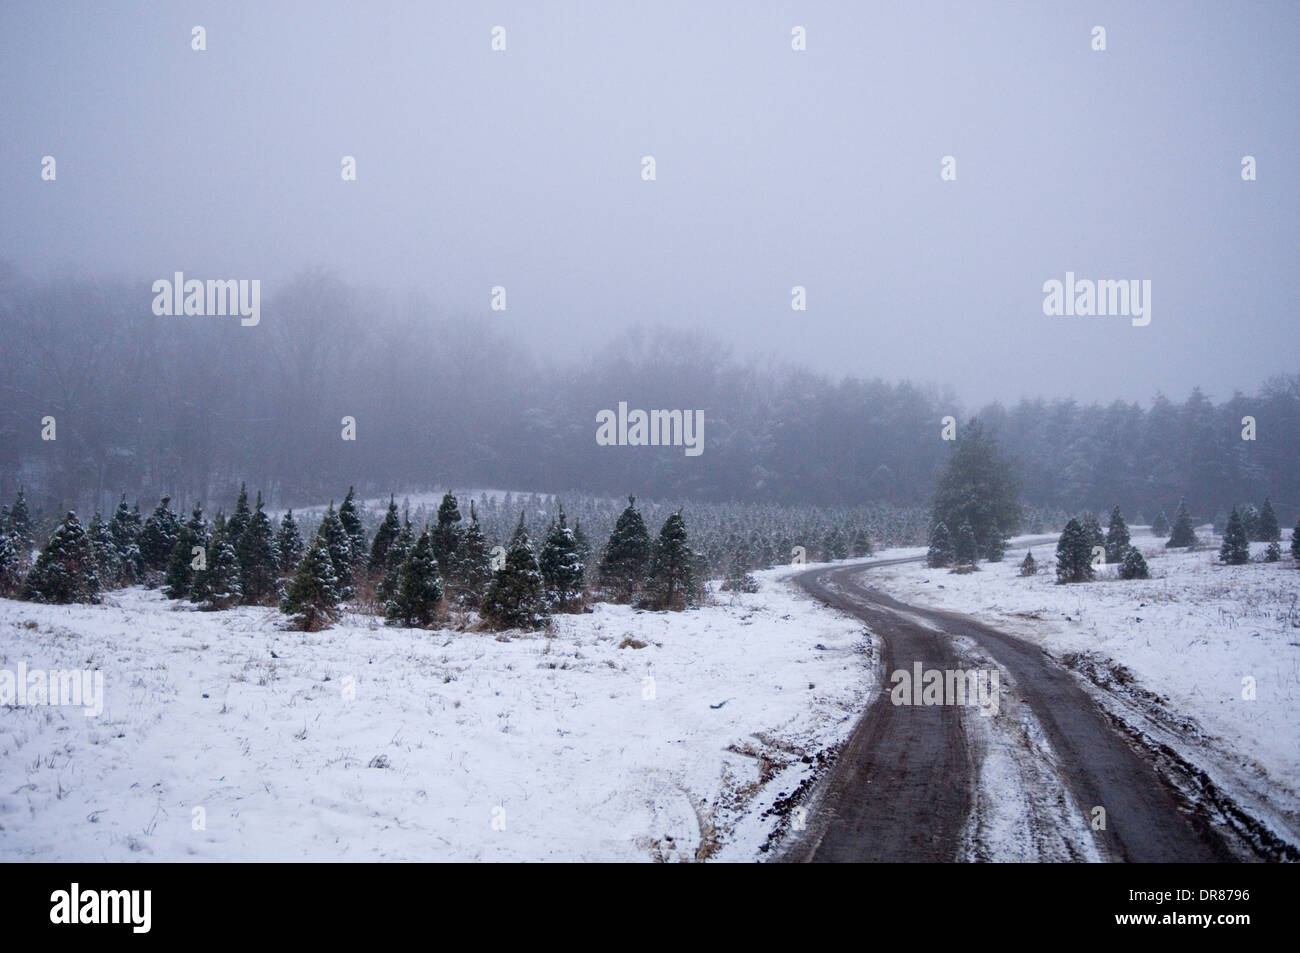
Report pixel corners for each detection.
[864,531,1300,843]
[0,577,870,862]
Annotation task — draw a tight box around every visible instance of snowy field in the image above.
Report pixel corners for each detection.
[0,577,870,862]
[865,531,1300,841]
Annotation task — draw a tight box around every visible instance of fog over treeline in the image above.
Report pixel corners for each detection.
[1,265,1296,523]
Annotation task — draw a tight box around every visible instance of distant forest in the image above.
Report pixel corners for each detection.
[2,266,1297,524]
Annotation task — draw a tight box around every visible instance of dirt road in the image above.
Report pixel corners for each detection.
[783,556,1235,862]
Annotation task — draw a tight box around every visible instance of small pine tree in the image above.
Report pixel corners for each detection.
[1239,504,1261,543]
[226,484,252,547]
[1019,549,1037,577]
[926,522,954,568]
[851,529,873,558]
[1150,509,1169,538]
[1264,541,1282,562]
[0,531,23,595]
[1104,507,1131,564]
[107,495,142,584]
[238,493,280,604]
[598,496,650,603]
[378,517,414,606]
[385,528,443,627]
[1256,499,1281,543]
[431,492,463,571]
[338,487,368,569]
[281,537,341,631]
[276,509,305,577]
[983,524,1007,562]
[539,506,584,611]
[23,512,101,604]
[481,514,547,630]
[316,502,354,595]
[452,503,493,608]
[1119,546,1150,580]
[1166,499,1198,548]
[822,527,847,562]
[1055,518,1093,583]
[954,521,978,567]
[88,511,123,589]
[368,496,401,573]
[8,489,33,553]
[138,497,180,573]
[644,511,694,610]
[1080,512,1105,556]
[163,524,199,599]
[195,528,242,610]
[1218,508,1250,565]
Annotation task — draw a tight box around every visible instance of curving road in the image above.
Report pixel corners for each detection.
[782,555,1235,863]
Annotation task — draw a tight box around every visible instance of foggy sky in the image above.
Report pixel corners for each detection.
[2,0,1297,407]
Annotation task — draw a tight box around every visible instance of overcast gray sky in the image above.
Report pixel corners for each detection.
[2,0,1296,407]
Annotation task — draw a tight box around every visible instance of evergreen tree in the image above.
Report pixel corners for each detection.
[931,418,1022,560]
[452,503,493,608]
[108,495,142,584]
[1150,509,1169,538]
[1104,506,1131,564]
[198,533,242,609]
[276,509,305,576]
[431,492,463,571]
[138,497,180,573]
[851,529,874,558]
[23,512,100,604]
[822,527,847,562]
[385,528,443,627]
[163,523,198,599]
[1119,547,1150,580]
[598,496,650,603]
[1239,504,1261,542]
[1218,508,1250,565]
[0,530,23,595]
[482,514,547,630]
[1166,499,1198,548]
[238,493,280,604]
[281,537,341,631]
[539,506,585,611]
[1256,499,1281,543]
[316,502,354,595]
[338,486,368,568]
[645,511,694,610]
[8,488,33,554]
[954,520,978,567]
[88,511,123,589]
[226,483,252,547]
[1080,512,1105,557]
[368,496,401,573]
[572,518,592,570]
[1055,518,1094,583]
[926,521,954,568]
[983,524,1007,562]
[378,516,414,606]
[1264,541,1282,562]
[1019,549,1037,577]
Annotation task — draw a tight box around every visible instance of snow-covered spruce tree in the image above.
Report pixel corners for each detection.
[1019,549,1037,577]
[851,529,873,559]
[377,516,414,606]
[276,509,305,577]
[644,511,694,610]
[1265,541,1282,562]
[1104,507,1131,564]
[23,512,100,604]
[138,497,180,574]
[89,511,123,589]
[926,521,954,568]
[0,531,23,595]
[1166,499,1198,548]
[1080,512,1105,558]
[1055,518,1093,584]
[238,493,280,604]
[452,503,493,608]
[539,506,584,612]
[431,492,463,572]
[1256,499,1281,543]
[983,524,1007,562]
[8,488,33,554]
[954,521,978,568]
[281,537,341,631]
[1150,509,1169,538]
[368,496,401,574]
[108,495,142,584]
[338,486,368,570]
[164,524,199,599]
[598,496,650,603]
[1218,508,1250,565]
[822,527,848,562]
[572,518,592,571]
[1119,547,1150,580]
[1239,504,1261,543]
[193,523,242,610]
[930,418,1022,563]
[316,502,354,596]
[722,535,759,593]
[385,528,442,627]
[481,514,547,630]
[226,483,252,547]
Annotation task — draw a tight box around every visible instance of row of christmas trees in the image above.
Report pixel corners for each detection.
[0,488,700,631]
